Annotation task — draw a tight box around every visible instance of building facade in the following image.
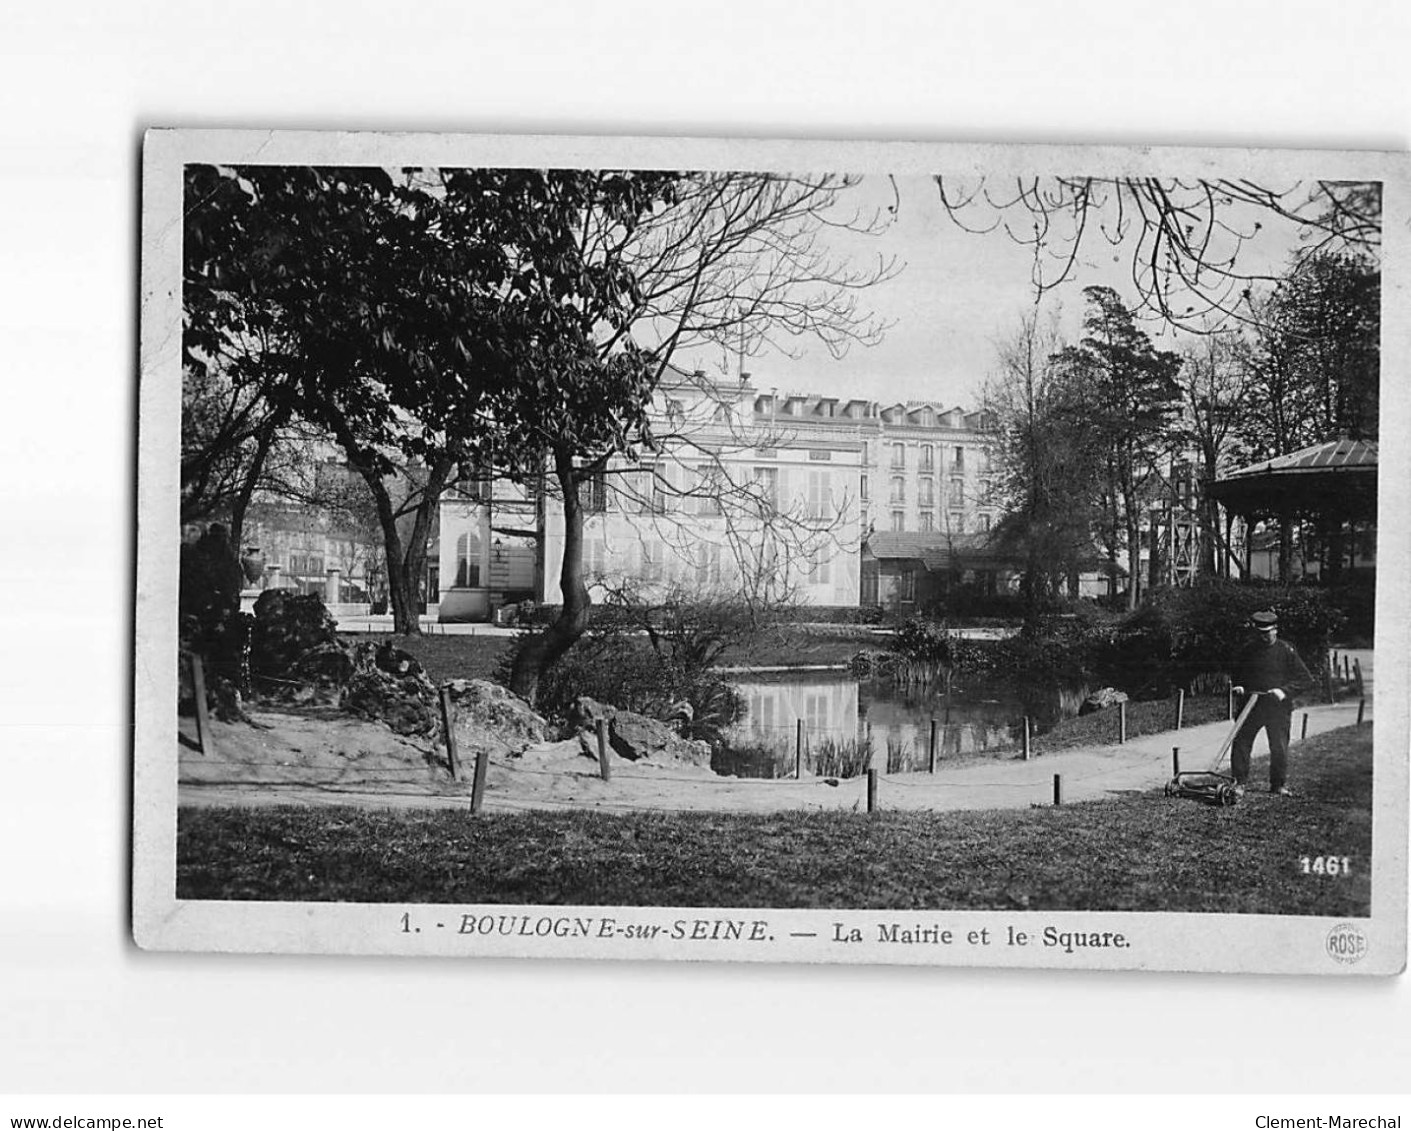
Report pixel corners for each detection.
[436,370,1001,619]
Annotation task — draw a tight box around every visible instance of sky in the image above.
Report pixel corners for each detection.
[667,174,1317,409]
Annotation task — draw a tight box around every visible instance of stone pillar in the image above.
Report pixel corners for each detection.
[326,568,341,604]
[266,564,282,589]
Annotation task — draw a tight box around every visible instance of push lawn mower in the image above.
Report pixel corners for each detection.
[1164,692,1260,807]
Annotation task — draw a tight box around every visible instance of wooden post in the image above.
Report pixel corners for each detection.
[867,769,878,813]
[1119,700,1128,744]
[189,653,214,756]
[596,717,611,781]
[1324,667,1335,704]
[1301,712,1309,740]
[1175,688,1185,730]
[438,686,461,780]
[1021,716,1031,761]
[1344,655,1351,681]
[928,718,938,773]
[469,744,489,813]
[1172,746,1180,777]
[795,718,804,778]
[1358,698,1367,726]
[1052,773,1062,806]
[1354,658,1364,697]
[1228,680,1235,721]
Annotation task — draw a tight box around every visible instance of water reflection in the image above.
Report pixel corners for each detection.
[728,670,1090,770]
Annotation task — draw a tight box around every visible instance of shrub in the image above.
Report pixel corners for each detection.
[1105,581,1344,696]
[511,631,745,745]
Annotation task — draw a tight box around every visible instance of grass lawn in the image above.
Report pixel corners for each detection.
[177,727,1372,915]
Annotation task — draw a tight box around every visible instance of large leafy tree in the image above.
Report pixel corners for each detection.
[183,165,678,635]
[1051,287,1182,608]
[1242,250,1380,459]
[984,310,1106,627]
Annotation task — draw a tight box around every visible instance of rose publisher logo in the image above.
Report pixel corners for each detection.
[1326,922,1368,965]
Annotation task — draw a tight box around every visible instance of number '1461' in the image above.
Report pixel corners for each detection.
[1300,856,1351,876]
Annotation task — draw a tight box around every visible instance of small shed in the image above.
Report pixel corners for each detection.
[861,532,1016,610]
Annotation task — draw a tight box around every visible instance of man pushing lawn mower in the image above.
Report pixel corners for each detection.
[1228,610,1315,798]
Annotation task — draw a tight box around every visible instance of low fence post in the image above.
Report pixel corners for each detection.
[188,653,214,757]
[1118,700,1128,744]
[1052,773,1062,806]
[1301,712,1309,741]
[928,719,938,774]
[596,717,611,782]
[1358,698,1367,726]
[1354,658,1364,697]
[438,686,461,780]
[1021,716,1031,761]
[1175,688,1185,731]
[795,718,804,780]
[866,769,878,813]
[1227,679,1235,721]
[1172,746,1180,777]
[470,744,489,813]
[1344,655,1351,681]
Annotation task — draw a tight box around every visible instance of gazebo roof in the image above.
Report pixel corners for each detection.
[1208,439,1378,518]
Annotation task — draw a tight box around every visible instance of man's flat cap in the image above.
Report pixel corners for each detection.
[1249,610,1279,628]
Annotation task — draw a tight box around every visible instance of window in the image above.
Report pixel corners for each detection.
[919,512,935,533]
[949,478,965,505]
[805,692,829,732]
[860,474,869,502]
[978,513,992,532]
[891,442,906,470]
[953,445,965,470]
[696,542,722,587]
[753,466,778,511]
[918,477,934,507]
[696,465,722,516]
[811,546,832,585]
[949,511,965,533]
[891,510,905,532]
[581,471,607,513]
[901,567,916,602]
[920,444,934,472]
[889,476,906,504]
[454,532,481,587]
[807,471,830,519]
[651,466,671,514]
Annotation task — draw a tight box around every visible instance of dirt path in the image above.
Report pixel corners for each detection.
[179,695,1369,815]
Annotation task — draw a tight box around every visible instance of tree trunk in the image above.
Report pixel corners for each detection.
[228,403,292,552]
[509,447,590,705]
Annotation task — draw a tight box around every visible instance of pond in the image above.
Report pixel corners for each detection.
[723,668,1092,776]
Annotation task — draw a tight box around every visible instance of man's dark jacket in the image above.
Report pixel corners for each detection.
[1237,639,1315,704]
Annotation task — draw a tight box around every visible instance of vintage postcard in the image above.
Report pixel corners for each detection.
[134,129,1408,974]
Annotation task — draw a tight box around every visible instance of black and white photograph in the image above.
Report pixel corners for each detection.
[134,131,1408,975]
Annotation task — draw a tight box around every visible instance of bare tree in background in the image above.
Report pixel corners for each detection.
[1177,331,1255,578]
[506,173,897,702]
[935,177,1380,330]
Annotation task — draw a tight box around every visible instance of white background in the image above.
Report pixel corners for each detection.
[2,0,1409,1096]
